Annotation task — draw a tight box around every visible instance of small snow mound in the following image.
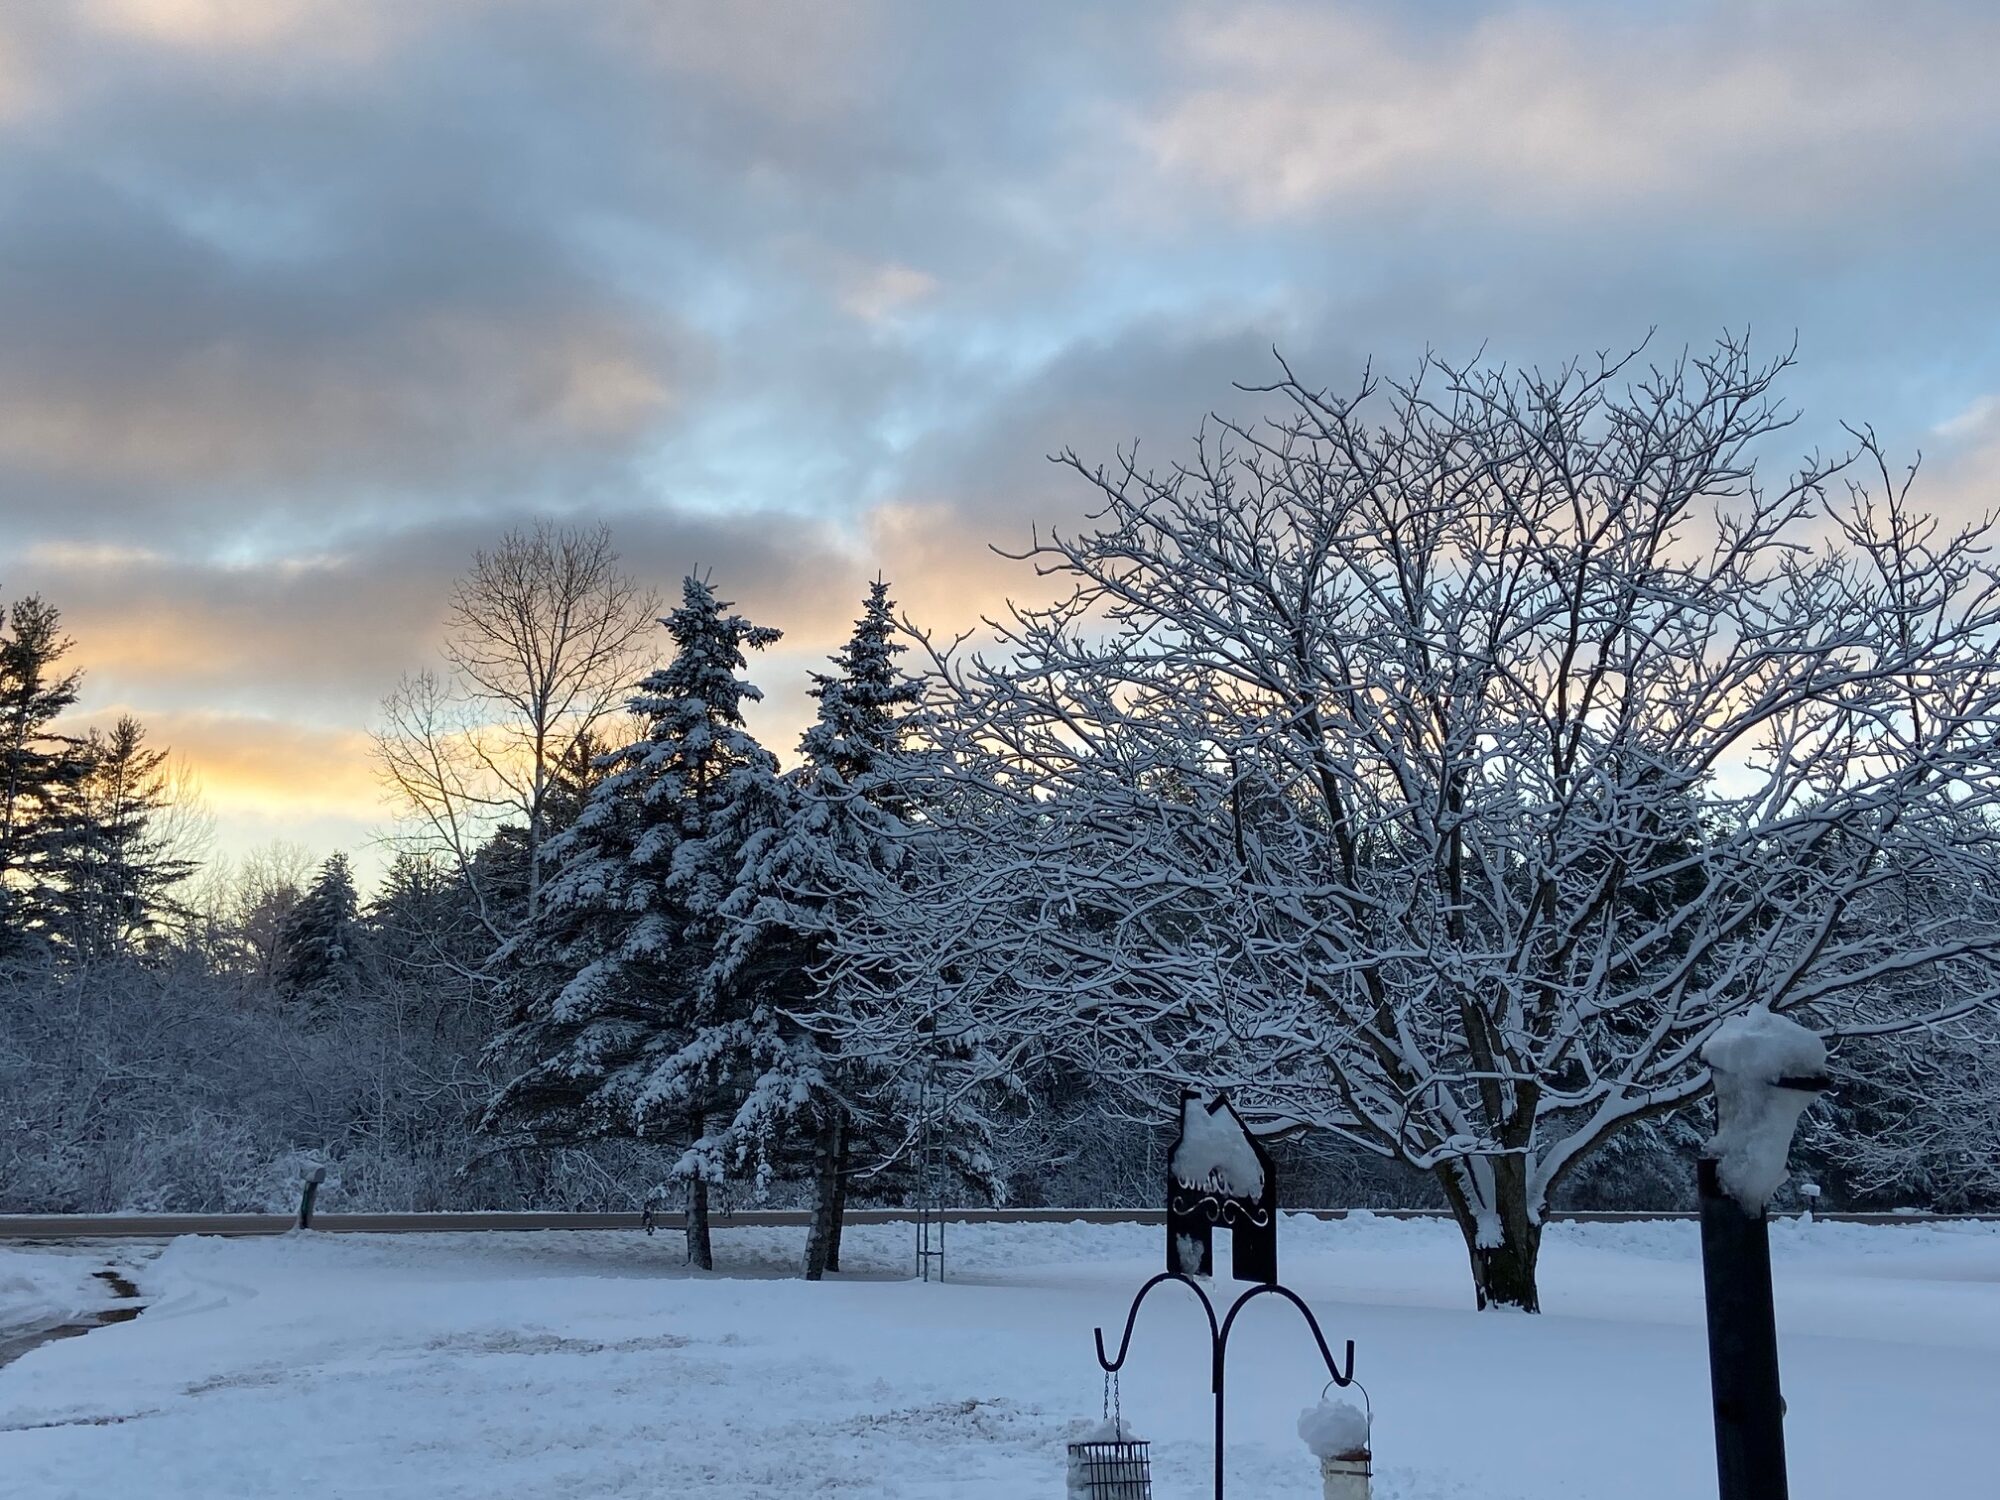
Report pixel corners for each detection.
[1297,1397,1370,1459]
[1069,1416,1144,1445]
[1703,1005,1828,1213]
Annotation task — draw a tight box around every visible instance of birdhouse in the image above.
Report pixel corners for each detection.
[1166,1091,1278,1284]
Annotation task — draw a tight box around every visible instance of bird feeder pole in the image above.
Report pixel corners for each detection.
[1696,1008,1829,1500]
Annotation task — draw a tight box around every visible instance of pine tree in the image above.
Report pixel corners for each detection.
[278,853,362,1008]
[484,576,784,1269]
[368,850,484,999]
[720,579,937,1278]
[0,596,91,960]
[57,716,195,962]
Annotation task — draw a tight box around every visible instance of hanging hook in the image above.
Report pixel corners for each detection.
[1093,1270,1220,1373]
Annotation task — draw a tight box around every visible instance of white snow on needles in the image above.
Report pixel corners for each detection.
[2,1215,1995,1498]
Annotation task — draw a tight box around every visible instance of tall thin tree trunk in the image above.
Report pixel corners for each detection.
[686,1174,713,1271]
[803,1109,846,1280]
[825,1129,851,1273]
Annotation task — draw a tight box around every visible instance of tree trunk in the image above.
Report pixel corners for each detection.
[825,1129,850,1273]
[685,1175,713,1271]
[803,1110,846,1281]
[1439,1162,1543,1312]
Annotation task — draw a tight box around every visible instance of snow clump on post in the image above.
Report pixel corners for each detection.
[1702,1006,1829,1214]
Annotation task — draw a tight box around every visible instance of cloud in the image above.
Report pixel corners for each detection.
[80,0,396,56]
[1142,2,2000,221]
[131,710,383,821]
[3,0,1999,878]
[840,262,939,325]
[1937,395,2000,443]
[0,306,685,495]
[0,27,34,124]
[603,0,889,126]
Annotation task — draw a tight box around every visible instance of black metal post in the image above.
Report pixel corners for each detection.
[1697,1154,1788,1500]
[1094,1271,1355,1500]
[297,1166,326,1230]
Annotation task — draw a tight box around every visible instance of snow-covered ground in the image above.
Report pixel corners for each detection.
[0,1248,133,1369]
[1,1215,1993,1498]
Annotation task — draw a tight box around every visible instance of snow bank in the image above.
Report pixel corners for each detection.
[1703,1005,1828,1213]
[1297,1396,1370,1458]
[1169,1095,1265,1198]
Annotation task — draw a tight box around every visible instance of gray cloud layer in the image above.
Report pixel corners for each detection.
[4,0,1998,864]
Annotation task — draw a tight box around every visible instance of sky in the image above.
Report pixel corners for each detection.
[4,0,2000,886]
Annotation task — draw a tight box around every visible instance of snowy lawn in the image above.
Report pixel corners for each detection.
[1,1215,1994,1498]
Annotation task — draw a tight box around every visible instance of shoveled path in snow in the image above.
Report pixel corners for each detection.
[0,1247,150,1372]
[0,1215,1992,1498]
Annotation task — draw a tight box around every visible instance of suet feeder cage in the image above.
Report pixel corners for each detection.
[1067,1373,1152,1499]
[1066,1436,1152,1500]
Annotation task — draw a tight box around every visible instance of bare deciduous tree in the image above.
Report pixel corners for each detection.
[231,840,318,982]
[375,522,658,949]
[833,337,2000,1311]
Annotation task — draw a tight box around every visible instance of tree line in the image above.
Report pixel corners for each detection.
[6,336,1998,1311]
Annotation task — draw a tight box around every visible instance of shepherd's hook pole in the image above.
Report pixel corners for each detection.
[1094,1272,1354,1500]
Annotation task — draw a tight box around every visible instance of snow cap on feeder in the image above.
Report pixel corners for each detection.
[1166,1090,1279,1284]
[1701,1005,1829,1215]
[1299,1392,1371,1500]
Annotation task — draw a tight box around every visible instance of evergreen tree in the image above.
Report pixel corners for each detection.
[0,596,91,959]
[57,716,195,962]
[367,851,482,999]
[278,853,362,1008]
[722,579,991,1278]
[484,576,784,1269]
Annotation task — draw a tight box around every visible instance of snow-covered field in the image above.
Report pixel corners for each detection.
[1,1215,1994,1498]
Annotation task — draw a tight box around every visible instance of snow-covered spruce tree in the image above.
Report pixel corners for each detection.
[836,338,2000,1311]
[482,576,784,1270]
[278,853,362,1009]
[56,716,196,963]
[718,580,938,1277]
[0,595,91,960]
